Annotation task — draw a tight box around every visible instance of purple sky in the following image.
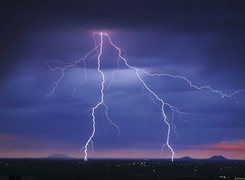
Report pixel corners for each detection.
[0,0,245,159]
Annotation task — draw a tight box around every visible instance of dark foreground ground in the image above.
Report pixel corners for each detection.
[0,158,244,180]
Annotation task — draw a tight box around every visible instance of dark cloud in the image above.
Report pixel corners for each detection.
[1,0,245,74]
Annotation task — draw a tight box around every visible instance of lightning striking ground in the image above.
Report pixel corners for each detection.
[47,32,243,162]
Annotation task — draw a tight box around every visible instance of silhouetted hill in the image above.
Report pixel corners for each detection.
[47,154,73,159]
[178,156,194,161]
[208,155,227,161]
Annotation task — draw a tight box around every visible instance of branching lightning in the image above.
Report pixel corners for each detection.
[47,32,243,162]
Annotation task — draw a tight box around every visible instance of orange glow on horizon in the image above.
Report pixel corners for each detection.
[1,141,245,160]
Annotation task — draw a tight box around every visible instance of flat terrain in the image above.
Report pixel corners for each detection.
[0,159,244,180]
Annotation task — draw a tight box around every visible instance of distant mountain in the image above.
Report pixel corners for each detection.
[179,156,194,161]
[47,154,74,159]
[208,155,228,161]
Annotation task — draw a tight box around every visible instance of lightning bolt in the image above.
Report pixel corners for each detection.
[47,32,243,162]
[83,33,120,161]
[45,46,99,99]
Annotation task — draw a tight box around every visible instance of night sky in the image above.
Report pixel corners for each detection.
[0,0,245,159]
